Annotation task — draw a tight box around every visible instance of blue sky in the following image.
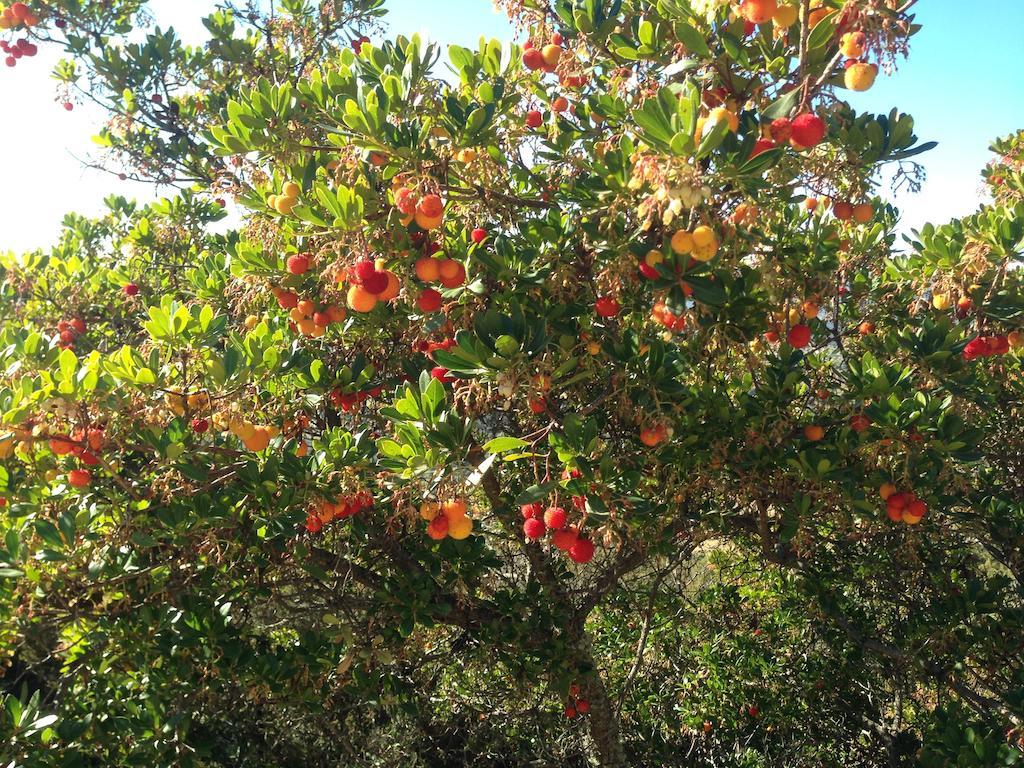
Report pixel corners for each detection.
[1,0,1021,252]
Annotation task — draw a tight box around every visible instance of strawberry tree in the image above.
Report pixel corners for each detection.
[2,2,1024,766]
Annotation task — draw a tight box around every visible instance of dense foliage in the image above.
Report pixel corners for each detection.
[1,1,1023,766]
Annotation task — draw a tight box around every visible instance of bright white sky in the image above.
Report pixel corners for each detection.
[1,1,1021,254]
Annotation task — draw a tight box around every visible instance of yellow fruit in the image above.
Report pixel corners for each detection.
[691,241,719,262]
[804,425,824,442]
[243,426,272,452]
[670,230,694,254]
[267,194,278,208]
[419,502,440,521]
[787,307,802,326]
[274,195,297,215]
[845,63,877,92]
[448,516,473,540]
[692,225,716,248]
[414,210,443,230]
[879,482,896,500]
[295,442,309,457]
[587,341,601,355]
[840,32,866,58]
[456,148,478,163]
[289,308,305,323]
[309,323,326,338]
[297,317,316,336]
[932,293,951,311]
[1008,330,1024,349]
[0,436,14,459]
[244,314,260,330]
[694,116,707,139]
[415,257,441,282]
[233,421,257,441]
[772,4,798,27]
[802,300,820,319]
[644,249,664,267]
[347,285,378,313]
[709,106,739,133]
[165,393,186,416]
[283,181,301,198]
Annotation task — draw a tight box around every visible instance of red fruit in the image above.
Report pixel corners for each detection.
[787,323,811,349]
[849,414,872,433]
[11,3,31,22]
[191,418,209,433]
[575,699,590,714]
[394,187,418,215]
[564,705,577,719]
[305,514,324,533]
[639,261,659,280]
[523,517,547,540]
[552,527,579,551]
[68,469,91,488]
[833,201,854,221]
[527,396,546,414]
[431,366,455,383]
[525,109,543,129]
[471,227,488,244]
[568,537,595,563]
[886,493,909,512]
[428,514,449,538]
[769,117,793,143]
[544,506,567,530]
[417,288,443,313]
[750,137,776,158]
[70,318,86,335]
[4,57,15,68]
[352,259,377,284]
[748,705,760,718]
[523,47,545,71]
[123,283,139,296]
[362,270,389,295]
[286,254,310,275]
[418,194,444,219]
[312,311,329,326]
[276,290,299,310]
[521,502,544,520]
[79,451,99,466]
[63,102,74,111]
[551,32,564,45]
[595,296,620,318]
[906,499,927,518]
[791,113,827,148]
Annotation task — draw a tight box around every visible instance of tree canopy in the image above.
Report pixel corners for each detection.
[1,1,1023,766]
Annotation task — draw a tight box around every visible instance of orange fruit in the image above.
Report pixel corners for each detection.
[347,285,378,313]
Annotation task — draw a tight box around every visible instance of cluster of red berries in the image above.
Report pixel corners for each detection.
[56,317,86,348]
[349,258,394,296]
[49,427,104,489]
[329,386,383,413]
[305,490,373,533]
[350,35,369,54]
[2,35,36,67]
[962,335,1010,361]
[521,500,595,563]
[751,113,828,159]
[272,289,346,337]
[521,35,562,73]
[564,683,590,719]
[880,483,928,525]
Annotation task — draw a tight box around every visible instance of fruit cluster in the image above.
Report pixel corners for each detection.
[225,418,279,452]
[563,683,590,719]
[305,490,373,533]
[651,300,686,332]
[420,498,474,540]
[839,31,878,92]
[962,334,1010,361]
[832,200,874,223]
[393,187,444,230]
[274,288,346,338]
[329,386,383,413]
[670,223,720,262]
[1,34,36,67]
[56,317,86,349]
[0,3,38,32]
[346,258,400,313]
[879,483,928,525]
[520,502,595,563]
[49,427,104,490]
[267,181,300,215]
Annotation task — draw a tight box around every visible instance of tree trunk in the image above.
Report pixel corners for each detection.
[568,621,628,768]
